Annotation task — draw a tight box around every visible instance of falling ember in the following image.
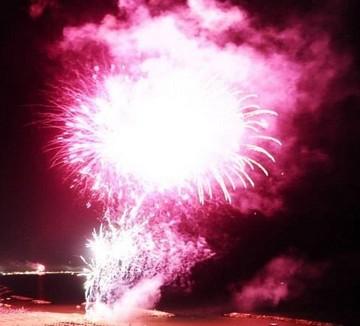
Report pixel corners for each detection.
[49,62,280,205]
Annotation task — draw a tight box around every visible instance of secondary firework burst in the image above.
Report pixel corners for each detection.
[82,207,213,320]
[49,61,280,206]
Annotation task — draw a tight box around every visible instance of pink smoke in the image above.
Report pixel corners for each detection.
[50,0,349,214]
[29,0,57,19]
[40,0,352,320]
[87,277,163,322]
[234,255,327,311]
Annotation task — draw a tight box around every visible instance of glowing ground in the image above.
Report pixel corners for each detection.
[0,308,338,326]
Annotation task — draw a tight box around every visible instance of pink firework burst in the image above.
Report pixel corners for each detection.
[49,61,280,205]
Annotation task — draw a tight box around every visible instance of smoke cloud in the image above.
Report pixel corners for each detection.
[87,277,163,322]
[50,0,351,214]
[35,0,353,320]
[29,0,57,19]
[233,254,327,311]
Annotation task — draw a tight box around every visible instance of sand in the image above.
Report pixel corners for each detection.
[0,308,339,326]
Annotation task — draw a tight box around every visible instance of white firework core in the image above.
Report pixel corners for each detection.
[53,63,280,204]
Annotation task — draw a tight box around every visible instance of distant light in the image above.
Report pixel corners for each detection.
[35,263,46,274]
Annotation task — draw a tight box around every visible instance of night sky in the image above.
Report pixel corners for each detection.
[1,0,360,322]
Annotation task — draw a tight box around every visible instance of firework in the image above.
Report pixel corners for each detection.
[83,208,212,320]
[45,1,285,321]
[49,62,280,206]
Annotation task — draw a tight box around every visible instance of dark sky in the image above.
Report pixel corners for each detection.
[1,0,360,321]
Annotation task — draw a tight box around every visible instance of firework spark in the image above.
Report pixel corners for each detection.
[49,62,280,205]
[83,207,212,320]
